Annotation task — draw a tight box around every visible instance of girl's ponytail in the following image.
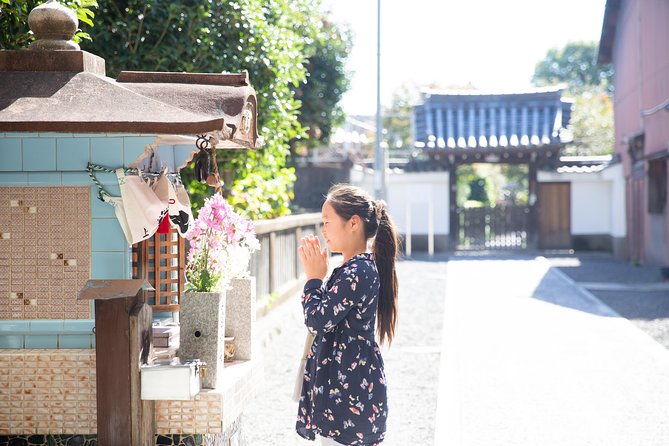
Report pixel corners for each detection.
[373,201,398,346]
[324,184,399,346]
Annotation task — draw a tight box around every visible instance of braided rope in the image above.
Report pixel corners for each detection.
[87,162,117,201]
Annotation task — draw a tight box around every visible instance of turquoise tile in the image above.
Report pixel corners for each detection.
[3,132,36,138]
[92,251,128,279]
[38,133,74,138]
[58,334,93,348]
[62,172,92,185]
[63,319,95,334]
[151,144,176,170]
[73,133,109,137]
[0,172,28,185]
[57,138,90,171]
[91,334,96,348]
[124,136,156,165]
[30,320,64,333]
[0,320,30,333]
[91,171,119,186]
[0,335,24,348]
[101,183,120,196]
[25,334,58,348]
[91,188,116,218]
[22,138,57,171]
[27,172,62,185]
[87,171,120,198]
[175,145,197,168]
[0,138,22,171]
[91,138,124,168]
[92,218,126,251]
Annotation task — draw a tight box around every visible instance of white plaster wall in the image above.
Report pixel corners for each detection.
[601,163,626,237]
[349,167,450,235]
[350,165,625,239]
[571,181,612,234]
[538,166,626,237]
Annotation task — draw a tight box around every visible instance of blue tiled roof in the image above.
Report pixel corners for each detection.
[413,87,573,150]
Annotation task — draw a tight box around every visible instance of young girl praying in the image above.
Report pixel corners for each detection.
[296,184,399,446]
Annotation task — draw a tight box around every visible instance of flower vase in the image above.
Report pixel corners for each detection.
[179,291,226,389]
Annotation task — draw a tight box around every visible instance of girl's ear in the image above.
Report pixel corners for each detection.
[350,215,362,231]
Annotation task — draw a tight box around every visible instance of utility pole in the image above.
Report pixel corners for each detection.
[373,0,386,200]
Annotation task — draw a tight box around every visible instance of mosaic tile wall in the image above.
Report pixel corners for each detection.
[0,350,97,435]
[155,397,222,435]
[1,350,260,441]
[0,187,91,320]
[154,359,261,435]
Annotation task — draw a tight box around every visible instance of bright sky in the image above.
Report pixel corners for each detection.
[321,0,607,116]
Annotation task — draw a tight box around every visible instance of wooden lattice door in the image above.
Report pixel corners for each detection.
[132,227,186,312]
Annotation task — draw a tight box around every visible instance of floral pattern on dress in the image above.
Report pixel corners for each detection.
[296,253,388,446]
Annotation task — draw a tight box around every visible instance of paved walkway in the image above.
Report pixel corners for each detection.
[244,254,669,445]
[435,256,669,446]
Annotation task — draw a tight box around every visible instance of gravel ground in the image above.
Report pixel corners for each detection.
[546,253,669,350]
[243,256,448,446]
[546,252,663,283]
[590,290,669,348]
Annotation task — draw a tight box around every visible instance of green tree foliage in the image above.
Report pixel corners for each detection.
[499,164,528,205]
[383,84,420,158]
[456,165,482,207]
[532,41,613,93]
[0,0,97,49]
[2,0,350,219]
[533,41,614,155]
[83,0,328,219]
[566,86,614,155]
[294,18,351,150]
[468,178,488,204]
[456,164,528,208]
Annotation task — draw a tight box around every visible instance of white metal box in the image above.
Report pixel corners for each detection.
[140,360,203,400]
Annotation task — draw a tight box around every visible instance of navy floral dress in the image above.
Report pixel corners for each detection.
[296,253,388,445]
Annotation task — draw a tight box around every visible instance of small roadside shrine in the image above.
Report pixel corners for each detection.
[0,2,262,445]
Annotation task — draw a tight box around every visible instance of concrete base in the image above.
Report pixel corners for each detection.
[179,291,226,389]
[225,277,256,361]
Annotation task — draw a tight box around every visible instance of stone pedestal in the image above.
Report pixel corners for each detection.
[225,277,256,361]
[179,291,226,389]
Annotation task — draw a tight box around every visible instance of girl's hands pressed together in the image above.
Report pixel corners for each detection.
[298,235,328,281]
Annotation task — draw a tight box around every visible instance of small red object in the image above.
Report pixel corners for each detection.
[157,215,171,234]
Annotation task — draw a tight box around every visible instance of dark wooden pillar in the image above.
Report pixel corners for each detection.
[448,161,459,250]
[528,156,538,249]
[79,243,155,446]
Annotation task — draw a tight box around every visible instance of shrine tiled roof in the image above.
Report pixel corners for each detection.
[0,53,260,148]
[0,1,261,148]
[413,87,573,151]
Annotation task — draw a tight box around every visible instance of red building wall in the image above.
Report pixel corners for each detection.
[609,0,669,265]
